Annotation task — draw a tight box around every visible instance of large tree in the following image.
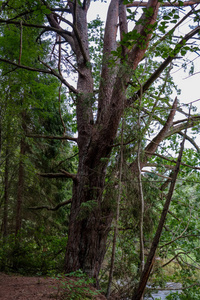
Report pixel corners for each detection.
[0,0,200,289]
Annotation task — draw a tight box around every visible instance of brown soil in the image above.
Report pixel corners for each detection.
[0,272,107,300]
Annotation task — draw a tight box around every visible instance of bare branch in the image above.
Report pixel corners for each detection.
[0,18,72,36]
[149,152,200,171]
[129,26,200,103]
[29,199,72,211]
[60,169,78,183]
[52,12,89,62]
[0,57,78,93]
[144,98,178,156]
[129,98,178,172]
[142,170,172,180]
[38,169,78,183]
[127,1,200,7]
[26,133,77,142]
[165,116,200,138]
[39,58,78,93]
[0,57,53,73]
[38,172,70,178]
[50,7,71,13]
[178,132,200,152]
[173,115,200,125]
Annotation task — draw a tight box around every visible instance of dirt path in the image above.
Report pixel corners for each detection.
[0,272,107,300]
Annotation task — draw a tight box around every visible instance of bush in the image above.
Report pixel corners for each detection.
[0,229,67,275]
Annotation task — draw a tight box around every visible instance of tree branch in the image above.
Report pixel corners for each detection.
[145,98,178,155]
[26,133,77,142]
[127,1,200,7]
[38,171,78,183]
[178,132,200,152]
[130,98,178,172]
[165,117,200,139]
[38,58,78,93]
[129,26,200,103]
[97,0,119,123]
[0,18,72,36]
[29,199,72,211]
[149,152,200,171]
[0,57,78,93]
[129,0,160,69]
[60,169,78,183]
[38,172,70,178]
[52,12,89,63]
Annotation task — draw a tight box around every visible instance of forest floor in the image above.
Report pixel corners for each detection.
[0,272,107,300]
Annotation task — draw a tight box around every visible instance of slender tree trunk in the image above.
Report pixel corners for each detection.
[15,137,25,236]
[132,127,187,300]
[2,146,9,240]
[106,119,124,298]
[15,111,26,236]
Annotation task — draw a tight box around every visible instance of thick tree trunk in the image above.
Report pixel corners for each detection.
[64,147,113,282]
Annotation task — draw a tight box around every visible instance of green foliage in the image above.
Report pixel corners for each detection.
[0,1,200,299]
[0,230,67,275]
[166,285,200,300]
[54,270,100,299]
